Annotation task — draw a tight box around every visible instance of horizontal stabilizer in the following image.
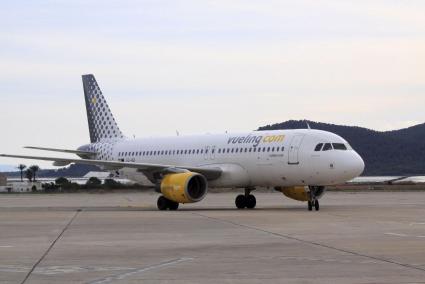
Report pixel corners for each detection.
[24,146,96,156]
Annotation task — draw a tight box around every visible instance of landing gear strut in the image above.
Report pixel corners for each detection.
[235,188,256,209]
[307,187,321,211]
[307,200,319,211]
[157,196,179,211]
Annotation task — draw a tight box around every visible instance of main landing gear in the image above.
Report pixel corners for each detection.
[307,199,319,211]
[235,188,256,209]
[157,196,179,211]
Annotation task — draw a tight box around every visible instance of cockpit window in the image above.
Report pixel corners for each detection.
[314,143,323,151]
[332,143,347,150]
[322,143,333,151]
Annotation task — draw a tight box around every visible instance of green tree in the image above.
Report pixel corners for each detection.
[25,169,33,182]
[103,179,121,189]
[85,177,102,189]
[29,165,40,182]
[55,177,70,185]
[17,164,26,182]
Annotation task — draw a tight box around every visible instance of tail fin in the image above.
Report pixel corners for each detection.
[82,74,124,143]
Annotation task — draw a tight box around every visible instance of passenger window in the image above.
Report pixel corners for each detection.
[332,143,347,150]
[249,148,252,152]
[231,149,234,153]
[314,143,323,151]
[322,143,332,151]
[267,147,270,152]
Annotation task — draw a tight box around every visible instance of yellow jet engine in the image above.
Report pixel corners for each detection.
[157,172,208,210]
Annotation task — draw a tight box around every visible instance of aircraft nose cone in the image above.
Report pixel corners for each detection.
[352,152,365,177]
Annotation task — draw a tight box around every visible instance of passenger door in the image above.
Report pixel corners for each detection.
[288,134,305,165]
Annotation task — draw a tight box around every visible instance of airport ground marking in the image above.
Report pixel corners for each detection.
[385,232,425,238]
[192,212,425,274]
[20,209,81,284]
[384,232,408,237]
[87,257,193,284]
[410,222,425,226]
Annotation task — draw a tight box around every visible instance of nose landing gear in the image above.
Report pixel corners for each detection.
[307,199,319,211]
[308,186,323,211]
[235,187,256,209]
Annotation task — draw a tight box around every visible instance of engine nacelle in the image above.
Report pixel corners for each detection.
[275,186,326,202]
[160,172,208,203]
[275,186,310,201]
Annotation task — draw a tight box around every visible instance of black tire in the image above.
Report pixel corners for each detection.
[246,195,256,209]
[235,194,246,209]
[169,201,179,210]
[314,199,320,211]
[157,196,169,211]
[308,201,313,211]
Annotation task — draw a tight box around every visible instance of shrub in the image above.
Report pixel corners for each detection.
[55,177,70,185]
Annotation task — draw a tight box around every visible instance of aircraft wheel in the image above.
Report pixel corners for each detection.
[246,195,256,209]
[157,196,169,211]
[308,201,313,211]
[235,194,246,209]
[169,201,179,210]
[314,199,320,211]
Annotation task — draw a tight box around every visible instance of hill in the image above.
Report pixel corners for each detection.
[259,120,425,176]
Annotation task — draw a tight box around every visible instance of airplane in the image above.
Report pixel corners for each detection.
[0,74,365,211]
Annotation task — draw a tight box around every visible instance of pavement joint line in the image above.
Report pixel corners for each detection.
[86,257,193,284]
[20,209,81,284]
[192,212,425,274]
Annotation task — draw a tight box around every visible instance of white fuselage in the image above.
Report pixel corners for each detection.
[83,129,364,188]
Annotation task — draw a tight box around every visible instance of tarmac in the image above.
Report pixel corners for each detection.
[0,191,425,283]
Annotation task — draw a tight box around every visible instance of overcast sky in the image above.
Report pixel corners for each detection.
[1,0,424,168]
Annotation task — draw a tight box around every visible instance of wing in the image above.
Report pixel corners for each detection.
[0,154,222,180]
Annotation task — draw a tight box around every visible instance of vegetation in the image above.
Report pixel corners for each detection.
[40,177,146,193]
[17,164,26,181]
[259,120,425,176]
[28,165,40,182]
[85,177,102,188]
[25,169,33,182]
